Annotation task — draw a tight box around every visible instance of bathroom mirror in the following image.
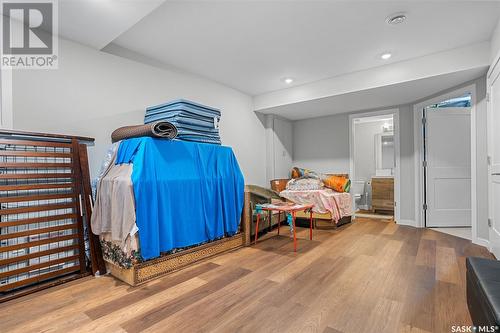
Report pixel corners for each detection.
[375,132,395,176]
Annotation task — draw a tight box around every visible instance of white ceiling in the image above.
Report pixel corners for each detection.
[58,0,165,50]
[49,1,498,119]
[258,67,487,120]
[109,1,500,95]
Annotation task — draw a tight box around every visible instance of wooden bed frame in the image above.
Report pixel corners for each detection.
[273,173,353,230]
[295,213,352,229]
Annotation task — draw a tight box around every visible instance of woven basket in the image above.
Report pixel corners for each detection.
[270,179,289,192]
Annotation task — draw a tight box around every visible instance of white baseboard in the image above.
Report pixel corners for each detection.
[473,237,490,248]
[396,219,415,227]
[354,213,393,220]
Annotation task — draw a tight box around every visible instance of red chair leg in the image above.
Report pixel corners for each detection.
[277,211,280,235]
[309,209,313,240]
[268,211,272,232]
[254,213,260,245]
[292,211,297,252]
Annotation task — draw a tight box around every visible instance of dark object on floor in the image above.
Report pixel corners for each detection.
[296,215,351,229]
[466,257,500,329]
[111,121,177,142]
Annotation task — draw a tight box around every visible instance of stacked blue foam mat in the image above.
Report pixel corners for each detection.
[145,99,221,145]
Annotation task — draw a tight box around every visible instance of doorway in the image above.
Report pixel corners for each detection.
[415,91,474,240]
[488,59,500,258]
[349,109,400,222]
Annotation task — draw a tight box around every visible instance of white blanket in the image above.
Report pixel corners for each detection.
[279,189,353,222]
[91,147,137,250]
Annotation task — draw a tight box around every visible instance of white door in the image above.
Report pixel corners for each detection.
[425,107,471,227]
[488,63,500,258]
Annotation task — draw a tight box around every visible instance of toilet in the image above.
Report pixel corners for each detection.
[350,180,366,217]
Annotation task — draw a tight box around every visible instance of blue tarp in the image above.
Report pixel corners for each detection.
[116,137,244,260]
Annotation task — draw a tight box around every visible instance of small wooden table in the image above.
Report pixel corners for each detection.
[254,203,314,252]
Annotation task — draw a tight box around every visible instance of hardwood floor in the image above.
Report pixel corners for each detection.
[0,218,493,333]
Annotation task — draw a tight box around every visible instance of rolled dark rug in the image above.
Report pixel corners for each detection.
[111,121,178,143]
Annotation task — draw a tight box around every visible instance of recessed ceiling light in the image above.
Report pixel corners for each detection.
[283,77,294,84]
[386,13,407,25]
[381,53,392,60]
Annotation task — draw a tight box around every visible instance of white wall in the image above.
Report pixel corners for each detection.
[398,104,416,223]
[293,113,350,174]
[273,116,293,179]
[0,70,2,125]
[474,77,489,241]
[491,18,500,62]
[11,38,267,186]
[0,69,13,129]
[264,114,293,183]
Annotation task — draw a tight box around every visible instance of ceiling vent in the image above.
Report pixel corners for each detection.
[386,13,407,25]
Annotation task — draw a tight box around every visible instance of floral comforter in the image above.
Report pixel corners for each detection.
[279,188,353,223]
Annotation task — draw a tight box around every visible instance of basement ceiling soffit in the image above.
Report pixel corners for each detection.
[254,41,490,113]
